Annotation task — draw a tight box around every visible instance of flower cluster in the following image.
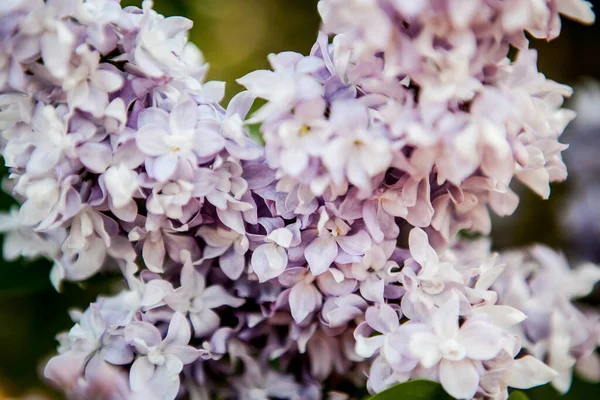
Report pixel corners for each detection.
[0,0,599,399]
[560,82,600,261]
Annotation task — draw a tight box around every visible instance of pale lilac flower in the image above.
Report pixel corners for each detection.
[251,224,298,282]
[45,303,133,392]
[10,0,76,80]
[197,225,249,280]
[231,350,301,400]
[408,295,505,399]
[163,258,244,337]
[351,241,399,303]
[0,0,598,398]
[125,312,201,399]
[0,206,63,261]
[4,103,76,178]
[322,100,393,192]
[237,52,324,123]
[130,2,194,79]
[278,267,323,323]
[305,207,371,276]
[136,98,224,182]
[399,228,463,319]
[62,45,124,118]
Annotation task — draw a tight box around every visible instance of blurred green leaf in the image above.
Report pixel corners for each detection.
[246,123,265,146]
[367,380,453,400]
[509,390,530,400]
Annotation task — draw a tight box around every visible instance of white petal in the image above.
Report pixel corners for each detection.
[409,332,442,368]
[459,320,503,360]
[251,243,288,282]
[169,99,198,137]
[130,357,154,392]
[408,227,438,266]
[504,355,557,389]
[471,305,527,329]
[439,358,480,399]
[267,227,293,248]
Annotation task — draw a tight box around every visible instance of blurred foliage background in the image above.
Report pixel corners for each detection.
[1,0,600,398]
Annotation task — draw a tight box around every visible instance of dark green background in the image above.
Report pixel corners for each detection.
[1,0,600,398]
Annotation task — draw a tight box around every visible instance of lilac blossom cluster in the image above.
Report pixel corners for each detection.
[560,82,600,261]
[0,0,599,399]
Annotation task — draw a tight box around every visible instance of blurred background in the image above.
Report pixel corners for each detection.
[1,0,600,398]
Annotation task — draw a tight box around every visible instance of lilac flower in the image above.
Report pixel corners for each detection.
[354,303,419,391]
[278,266,323,323]
[129,2,194,79]
[237,52,324,123]
[163,258,245,337]
[305,207,371,276]
[230,348,301,400]
[4,103,76,179]
[197,225,249,280]
[322,100,393,192]
[408,296,505,399]
[351,241,399,303]
[10,0,76,80]
[0,206,63,261]
[399,228,464,318]
[136,98,224,182]
[251,224,298,282]
[125,312,201,399]
[0,0,598,399]
[63,45,124,118]
[45,303,133,390]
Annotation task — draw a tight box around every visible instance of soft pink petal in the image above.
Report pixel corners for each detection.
[408,227,438,265]
[336,230,372,255]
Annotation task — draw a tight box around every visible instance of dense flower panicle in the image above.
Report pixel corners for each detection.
[558,82,600,261]
[494,246,600,394]
[0,0,599,399]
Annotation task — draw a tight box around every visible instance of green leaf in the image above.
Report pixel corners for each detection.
[509,391,531,400]
[245,123,264,146]
[367,380,454,400]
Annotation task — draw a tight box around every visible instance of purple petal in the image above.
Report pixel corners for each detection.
[289,282,322,323]
[136,125,169,156]
[77,142,112,173]
[190,309,220,338]
[194,129,225,158]
[169,99,198,136]
[201,285,245,309]
[251,242,288,282]
[163,312,192,347]
[125,322,162,349]
[336,230,372,256]
[305,236,338,276]
[130,357,155,392]
[219,248,245,280]
[365,303,400,333]
[151,153,178,182]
